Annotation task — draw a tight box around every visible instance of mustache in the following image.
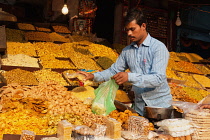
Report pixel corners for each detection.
[128,36,135,38]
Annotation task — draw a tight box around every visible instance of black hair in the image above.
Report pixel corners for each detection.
[124,8,147,26]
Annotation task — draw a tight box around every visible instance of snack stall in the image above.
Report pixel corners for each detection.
[0,0,210,139]
[0,20,210,139]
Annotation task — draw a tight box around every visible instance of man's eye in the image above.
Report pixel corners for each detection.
[126,28,135,32]
[125,29,129,32]
[130,28,135,31]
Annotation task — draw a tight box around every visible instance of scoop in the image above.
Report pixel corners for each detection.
[65,73,93,86]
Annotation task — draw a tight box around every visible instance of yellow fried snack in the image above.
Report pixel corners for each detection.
[71,86,95,102]
[115,90,131,103]
[109,109,146,130]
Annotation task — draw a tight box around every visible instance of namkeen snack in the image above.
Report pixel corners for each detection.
[57,120,73,140]
[105,118,121,139]
[20,130,36,140]
[128,116,150,136]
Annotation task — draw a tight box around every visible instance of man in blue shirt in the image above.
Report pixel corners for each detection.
[79,8,172,116]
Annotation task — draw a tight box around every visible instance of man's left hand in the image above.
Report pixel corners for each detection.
[112,72,128,85]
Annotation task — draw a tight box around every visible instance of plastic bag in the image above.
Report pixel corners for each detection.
[91,79,119,115]
[156,118,194,137]
[73,125,95,140]
[20,130,36,140]
[172,94,210,114]
[171,100,198,114]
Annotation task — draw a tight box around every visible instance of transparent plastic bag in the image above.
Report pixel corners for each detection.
[91,123,107,137]
[156,118,194,137]
[172,94,210,114]
[92,79,119,115]
[20,130,35,140]
[171,100,198,114]
[57,120,73,140]
[73,125,95,140]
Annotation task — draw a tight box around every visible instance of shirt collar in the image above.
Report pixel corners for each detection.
[131,33,151,48]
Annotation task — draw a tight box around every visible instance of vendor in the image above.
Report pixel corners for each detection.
[78,8,172,116]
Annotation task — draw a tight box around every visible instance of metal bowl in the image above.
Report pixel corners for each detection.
[145,106,174,120]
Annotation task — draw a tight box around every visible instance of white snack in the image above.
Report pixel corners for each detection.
[156,118,194,137]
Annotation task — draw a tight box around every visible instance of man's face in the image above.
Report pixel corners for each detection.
[125,20,146,45]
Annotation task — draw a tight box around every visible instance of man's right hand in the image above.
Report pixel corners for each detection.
[77,71,94,81]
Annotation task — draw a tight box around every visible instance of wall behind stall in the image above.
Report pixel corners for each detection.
[177,6,210,59]
[92,0,115,45]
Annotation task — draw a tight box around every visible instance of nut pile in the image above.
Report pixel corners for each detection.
[35,27,51,32]
[88,44,118,62]
[95,56,115,70]
[182,86,205,103]
[167,59,177,69]
[194,64,210,74]
[17,23,36,30]
[34,42,67,58]
[71,86,95,102]
[61,43,102,70]
[169,52,182,61]
[176,53,190,62]
[49,32,70,43]
[178,72,203,89]
[69,53,102,70]
[2,68,39,85]
[39,56,76,69]
[71,35,92,42]
[174,61,203,74]
[193,74,210,88]
[6,28,25,42]
[7,42,37,56]
[25,32,51,42]
[169,83,208,104]
[166,68,184,80]
[0,81,108,138]
[33,69,68,86]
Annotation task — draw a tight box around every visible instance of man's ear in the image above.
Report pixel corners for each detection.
[141,23,146,30]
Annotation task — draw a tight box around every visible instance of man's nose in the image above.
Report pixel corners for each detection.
[127,30,132,36]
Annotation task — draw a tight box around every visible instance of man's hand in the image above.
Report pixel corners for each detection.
[112,72,128,85]
[199,104,210,109]
[77,71,94,81]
